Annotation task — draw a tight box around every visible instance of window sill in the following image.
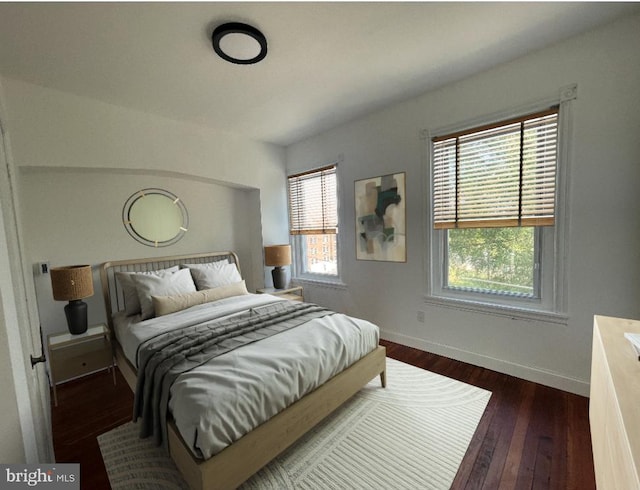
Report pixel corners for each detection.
[294,277,347,290]
[422,295,568,325]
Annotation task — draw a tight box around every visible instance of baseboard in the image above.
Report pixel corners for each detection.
[380,329,590,397]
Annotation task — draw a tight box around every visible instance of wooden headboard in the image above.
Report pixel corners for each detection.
[99,251,240,333]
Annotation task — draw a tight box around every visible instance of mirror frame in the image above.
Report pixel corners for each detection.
[122,188,189,247]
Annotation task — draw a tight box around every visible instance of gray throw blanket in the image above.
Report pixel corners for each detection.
[133,301,333,449]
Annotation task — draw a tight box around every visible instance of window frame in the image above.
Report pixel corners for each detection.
[288,161,345,287]
[432,225,557,314]
[424,88,575,324]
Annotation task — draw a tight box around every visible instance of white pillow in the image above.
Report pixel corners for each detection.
[132,268,197,320]
[152,281,249,317]
[181,259,229,270]
[189,263,242,290]
[115,266,179,316]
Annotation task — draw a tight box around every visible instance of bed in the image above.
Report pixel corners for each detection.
[100,251,386,489]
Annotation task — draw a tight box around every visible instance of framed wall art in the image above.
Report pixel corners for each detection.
[355,172,406,262]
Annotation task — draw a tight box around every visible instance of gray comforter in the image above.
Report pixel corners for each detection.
[133,301,333,448]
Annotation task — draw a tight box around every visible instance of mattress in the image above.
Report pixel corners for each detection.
[113,293,380,459]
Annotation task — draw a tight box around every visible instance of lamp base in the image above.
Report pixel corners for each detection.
[65,299,88,335]
[271,266,287,290]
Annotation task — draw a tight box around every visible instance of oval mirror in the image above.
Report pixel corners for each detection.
[123,188,188,247]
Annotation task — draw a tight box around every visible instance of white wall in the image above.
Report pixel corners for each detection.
[1,78,289,342]
[286,14,640,395]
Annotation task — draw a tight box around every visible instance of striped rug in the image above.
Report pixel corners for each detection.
[98,358,491,490]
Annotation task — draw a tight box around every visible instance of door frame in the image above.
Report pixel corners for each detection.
[0,112,53,463]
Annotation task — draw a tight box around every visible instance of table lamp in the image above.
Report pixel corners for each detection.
[264,245,291,290]
[50,265,94,334]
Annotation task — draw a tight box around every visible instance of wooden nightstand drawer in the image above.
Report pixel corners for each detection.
[277,292,304,301]
[257,286,304,302]
[50,337,112,381]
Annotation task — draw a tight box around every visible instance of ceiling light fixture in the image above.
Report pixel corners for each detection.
[212,22,267,65]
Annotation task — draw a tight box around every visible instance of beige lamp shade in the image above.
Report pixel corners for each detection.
[264,245,292,267]
[51,265,94,301]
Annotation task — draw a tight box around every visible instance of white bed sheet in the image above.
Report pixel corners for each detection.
[113,294,380,459]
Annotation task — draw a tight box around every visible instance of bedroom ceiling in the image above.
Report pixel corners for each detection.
[0,2,637,147]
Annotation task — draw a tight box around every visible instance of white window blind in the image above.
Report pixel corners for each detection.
[432,107,559,229]
[288,165,338,235]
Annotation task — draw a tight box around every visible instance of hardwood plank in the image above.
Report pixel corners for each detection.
[51,368,133,490]
[481,380,531,490]
[566,394,596,489]
[497,380,536,490]
[532,435,553,490]
[51,340,595,490]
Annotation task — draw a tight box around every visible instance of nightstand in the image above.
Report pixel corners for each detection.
[257,285,304,302]
[47,324,115,406]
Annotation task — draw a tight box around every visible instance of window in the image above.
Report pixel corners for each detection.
[446,226,539,297]
[288,165,339,279]
[429,106,566,317]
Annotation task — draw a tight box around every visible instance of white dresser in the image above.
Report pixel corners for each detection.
[590,315,640,489]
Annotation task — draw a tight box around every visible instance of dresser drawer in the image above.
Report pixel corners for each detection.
[50,337,112,382]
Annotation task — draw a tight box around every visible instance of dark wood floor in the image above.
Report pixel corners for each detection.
[51,340,596,489]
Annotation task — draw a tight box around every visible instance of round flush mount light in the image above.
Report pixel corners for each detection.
[212,22,267,65]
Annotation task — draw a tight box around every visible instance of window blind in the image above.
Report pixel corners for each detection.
[288,165,338,235]
[432,107,559,229]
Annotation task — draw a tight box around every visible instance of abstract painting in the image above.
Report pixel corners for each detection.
[355,172,406,262]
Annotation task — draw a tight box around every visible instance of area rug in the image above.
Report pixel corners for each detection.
[98,358,491,490]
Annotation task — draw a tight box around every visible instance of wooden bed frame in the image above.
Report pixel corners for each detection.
[100,251,387,490]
